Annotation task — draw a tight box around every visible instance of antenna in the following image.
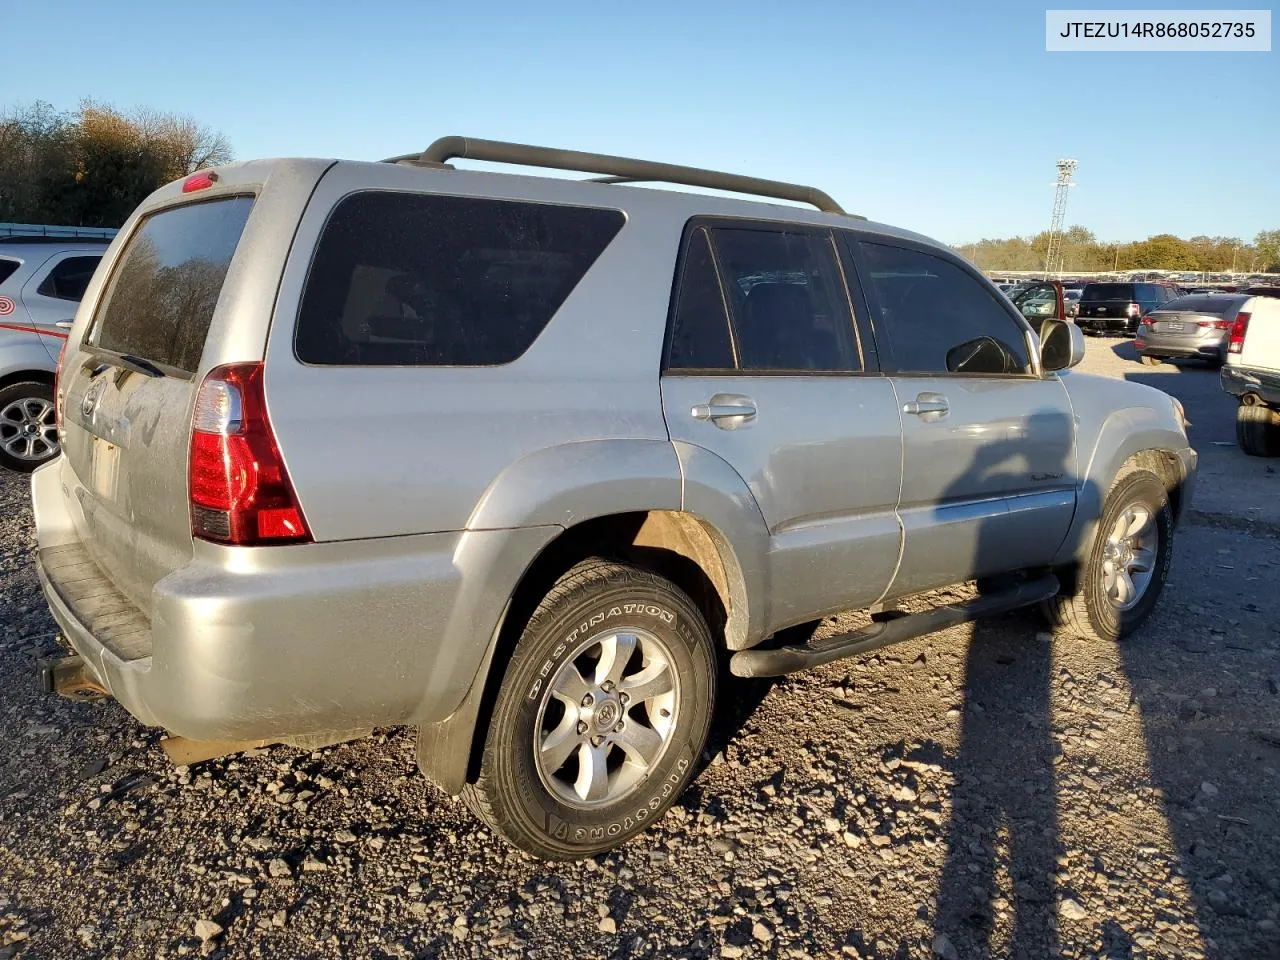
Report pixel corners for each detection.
[1043,159,1078,277]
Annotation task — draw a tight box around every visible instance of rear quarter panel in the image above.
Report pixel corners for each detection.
[262,163,683,541]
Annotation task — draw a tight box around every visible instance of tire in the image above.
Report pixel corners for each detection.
[1236,401,1280,457]
[1139,355,1161,366]
[461,559,717,859]
[1042,469,1173,642]
[0,380,58,473]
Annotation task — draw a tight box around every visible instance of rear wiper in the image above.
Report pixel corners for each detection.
[112,354,165,379]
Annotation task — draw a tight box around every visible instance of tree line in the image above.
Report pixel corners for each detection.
[0,100,232,229]
[956,226,1280,275]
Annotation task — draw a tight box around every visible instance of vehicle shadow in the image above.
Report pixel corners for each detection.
[928,397,1277,958]
[932,410,1075,958]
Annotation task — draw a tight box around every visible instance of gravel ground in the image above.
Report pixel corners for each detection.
[2,338,1279,960]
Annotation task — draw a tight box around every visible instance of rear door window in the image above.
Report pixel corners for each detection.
[666,227,735,370]
[708,227,860,372]
[294,192,624,366]
[37,255,101,302]
[87,197,254,374]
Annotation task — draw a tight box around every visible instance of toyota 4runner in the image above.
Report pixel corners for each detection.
[33,138,1196,859]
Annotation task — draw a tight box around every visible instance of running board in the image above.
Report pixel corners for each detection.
[729,574,1060,678]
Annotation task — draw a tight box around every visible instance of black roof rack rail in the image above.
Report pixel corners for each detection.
[0,235,113,245]
[383,136,851,216]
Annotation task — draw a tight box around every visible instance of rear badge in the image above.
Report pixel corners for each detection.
[81,378,106,421]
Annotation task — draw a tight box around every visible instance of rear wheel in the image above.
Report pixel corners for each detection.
[1236,399,1280,457]
[461,559,717,859]
[0,381,58,473]
[1042,469,1173,642]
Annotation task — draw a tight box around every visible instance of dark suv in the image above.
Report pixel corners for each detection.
[1077,282,1181,335]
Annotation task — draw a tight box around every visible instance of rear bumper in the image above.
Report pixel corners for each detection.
[1221,364,1280,406]
[1137,334,1224,360]
[1174,444,1198,526]
[1081,316,1137,334]
[32,459,557,741]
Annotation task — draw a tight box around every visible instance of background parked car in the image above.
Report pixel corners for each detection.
[1135,293,1249,368]
[0,237,106,471]
[1008,280,1068,336]
[1076,281,1181,336]
[1063,287,1081,317]
[1219,291,1280,455]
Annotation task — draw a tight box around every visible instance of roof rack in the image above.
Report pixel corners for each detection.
[0,235,113,245]
[383,136,850,216]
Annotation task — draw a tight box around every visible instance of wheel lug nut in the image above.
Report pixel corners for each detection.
[601,681,615,693]
[576,721,588,735]
[618,693,629,704]
[581,693,594,707]
[614,722,623,732]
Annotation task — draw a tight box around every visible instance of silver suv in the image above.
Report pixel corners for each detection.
[33,138,1196,859]
[0,238,107,471]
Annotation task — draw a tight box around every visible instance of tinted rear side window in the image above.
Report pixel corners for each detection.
[88,197,253,374]
[0,258,18,285]
[1081,283,1134,301]
[37,255,101,302]
[295,192,625,366]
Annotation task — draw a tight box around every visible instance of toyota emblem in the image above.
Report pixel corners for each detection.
[81,378,106,420]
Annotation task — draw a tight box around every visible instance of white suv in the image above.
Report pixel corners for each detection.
[1220,288,1280,455]
[0,237,108,470]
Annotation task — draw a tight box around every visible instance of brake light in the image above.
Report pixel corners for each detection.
[1228,312,1251,354]
[189,362,310,545]
[182,171,219,193]
[1126,303,1141,317]
[54,337,68,435]
[1197,319,1233,330]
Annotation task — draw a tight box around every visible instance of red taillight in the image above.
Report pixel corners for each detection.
[1198,319,1233,330]
[188,362,310,545]
[1126,303,1141,317]
[54,338,69,433]
[1228,312,1251,354]
[182,171,219,193]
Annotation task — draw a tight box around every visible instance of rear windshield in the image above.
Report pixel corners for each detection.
[1080,283,1134,301]
[0,258,18,285]
[87,196,253,374]
[1156,294,1246,315]
[294,191,625,366]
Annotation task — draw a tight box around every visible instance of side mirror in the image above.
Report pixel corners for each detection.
[1040,320,1085,372]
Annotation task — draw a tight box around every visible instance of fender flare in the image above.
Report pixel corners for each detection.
[417,439,772,793]
[1053,406,1189,567]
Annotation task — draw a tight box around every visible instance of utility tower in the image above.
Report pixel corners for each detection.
[1043,158,1078,276]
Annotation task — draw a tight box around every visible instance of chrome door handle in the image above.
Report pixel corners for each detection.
[691,394,756,428]
[55,320,74,330]
[903,392,949,417]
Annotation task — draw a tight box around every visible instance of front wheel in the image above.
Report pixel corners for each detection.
[1042,469,1173,641]
[461,559,717,859]
[0,381,59,473]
